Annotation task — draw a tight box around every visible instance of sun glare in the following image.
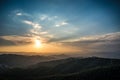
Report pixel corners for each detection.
[35,39,42,48]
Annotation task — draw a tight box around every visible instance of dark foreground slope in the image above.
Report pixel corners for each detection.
[0,57,120,80]
[38,65,120,80]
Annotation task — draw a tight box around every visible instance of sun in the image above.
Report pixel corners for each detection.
[35,39,42,48]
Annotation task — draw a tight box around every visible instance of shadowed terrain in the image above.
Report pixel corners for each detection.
[0,54,120,80]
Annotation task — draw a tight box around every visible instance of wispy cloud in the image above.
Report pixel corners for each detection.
[23,20,42,29]
[40,15,48,20]
[39,15,58,21]
[55,21,68,27]
[22,19,51,43]
[16,12,22,16]
[40,31,48,34]
[14,10,31,17]
[23,20,43,37]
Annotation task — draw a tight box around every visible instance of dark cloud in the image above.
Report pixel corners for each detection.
[15,40,32,45]
[0,38,16,46]
[0,37,32,46]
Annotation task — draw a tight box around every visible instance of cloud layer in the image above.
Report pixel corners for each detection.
[61,32,120,53]
[0,36,33,46]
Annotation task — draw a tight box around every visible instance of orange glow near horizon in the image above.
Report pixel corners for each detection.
[0,43,82,55]
[0,37,82,55]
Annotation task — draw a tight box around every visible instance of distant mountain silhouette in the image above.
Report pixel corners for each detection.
[0,54,56,68]
[51,54,70,59]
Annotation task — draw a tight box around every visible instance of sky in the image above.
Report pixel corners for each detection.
[0,0,120,57]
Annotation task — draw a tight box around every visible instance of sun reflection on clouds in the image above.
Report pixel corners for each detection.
[8,10,74,50]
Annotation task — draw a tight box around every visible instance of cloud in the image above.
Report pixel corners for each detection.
[0,38,16,46]
[23,20,33,25]
[55,21,68,27]
[55,24,60,27]
[61,22,68,25]
[48,36,77,43]
[0,36,33,46]
[14,10,31,17]
[78,32,120,41]
[16,12,22,16]
[40,31,48,34]
[40,15,58,21]
[23,20,42,29]
[23,20,43,36]
[1,9,70,45]
[61,32,120,52]
[40,15,48,20]
[23,20,50,43]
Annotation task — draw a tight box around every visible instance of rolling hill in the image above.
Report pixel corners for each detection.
[0,54,55,68]
[0,56,120,80]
